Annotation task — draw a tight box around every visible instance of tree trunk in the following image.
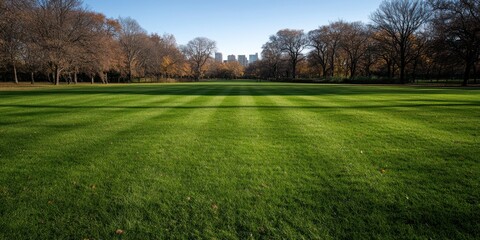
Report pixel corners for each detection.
[74,71,78,84]
[322,64,327,78]
[350,61,356,80]
[128,62,133,82]
[463,61,472,86]
[365,62,372,78]
[13,63,18,84]
[400,64,406,84]
[330,51,335,78]
[31,72,34,84]
[387,61,392,80]
[195,66,201,82]
[412,59,418,84]
[55,66,61,86]
[400,46,406,84]
[292,60,297,79]
[105,72,108,84]
[462,63,471,86]
[91,75,94,84]
[473,63,477,84]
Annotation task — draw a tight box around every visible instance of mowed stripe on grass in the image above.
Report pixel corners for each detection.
[0,82,479,239]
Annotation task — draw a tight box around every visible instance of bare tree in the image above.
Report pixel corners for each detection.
[30,0,99,85]
[0,0,31,83]
[325,22,345,78]
[118,17,147,82]
[158,34,184,79]
[371,0,431,83]
[371,29,398,79]
[308,22,353,79]
[139,33,184,80]
[23,41,45,84]
[0,0,185,84]
[361,34,382,78]
[430,0,480,85]
[261,37,284,79]
[75,12,122,84]
[308,27,330,78]
[339,22,370,79]
[181,37,216,81]
[274,29,308,79]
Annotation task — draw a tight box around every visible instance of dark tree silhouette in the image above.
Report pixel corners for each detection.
[371,0,431,83]
[181,37,216,81]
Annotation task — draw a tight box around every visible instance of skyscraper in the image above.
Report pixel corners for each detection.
[238,55,248,67]
[249,53,259,64]
[215,52,223,62]
[227,55,236,62]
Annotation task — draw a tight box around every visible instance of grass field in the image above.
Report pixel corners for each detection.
[0,82,479,239]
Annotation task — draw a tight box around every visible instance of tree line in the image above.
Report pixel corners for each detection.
[0,0,225,84]
[249,0,479,85]
[1,0,479,85]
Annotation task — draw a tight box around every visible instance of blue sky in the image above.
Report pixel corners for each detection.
[83,0,384,57]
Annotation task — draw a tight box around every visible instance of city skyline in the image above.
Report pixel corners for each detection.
[215,52,259,63]
[82,0,384,56]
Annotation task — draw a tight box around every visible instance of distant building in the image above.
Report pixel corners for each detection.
[249,53,259,64]
[227,54,236,62]
[238,55,248,67]
[215,52,223,62]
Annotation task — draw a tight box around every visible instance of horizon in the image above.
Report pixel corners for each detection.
[82,0,384,57]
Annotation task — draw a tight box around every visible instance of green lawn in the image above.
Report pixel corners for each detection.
[0,82,479,239]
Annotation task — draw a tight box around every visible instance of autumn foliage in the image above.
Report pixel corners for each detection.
[0,0,479,84]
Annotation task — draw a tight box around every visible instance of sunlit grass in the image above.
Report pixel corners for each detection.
[0,82,479,239]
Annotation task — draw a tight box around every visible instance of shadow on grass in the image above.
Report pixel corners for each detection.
[1,102,479,110]
[0,84,478,97]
